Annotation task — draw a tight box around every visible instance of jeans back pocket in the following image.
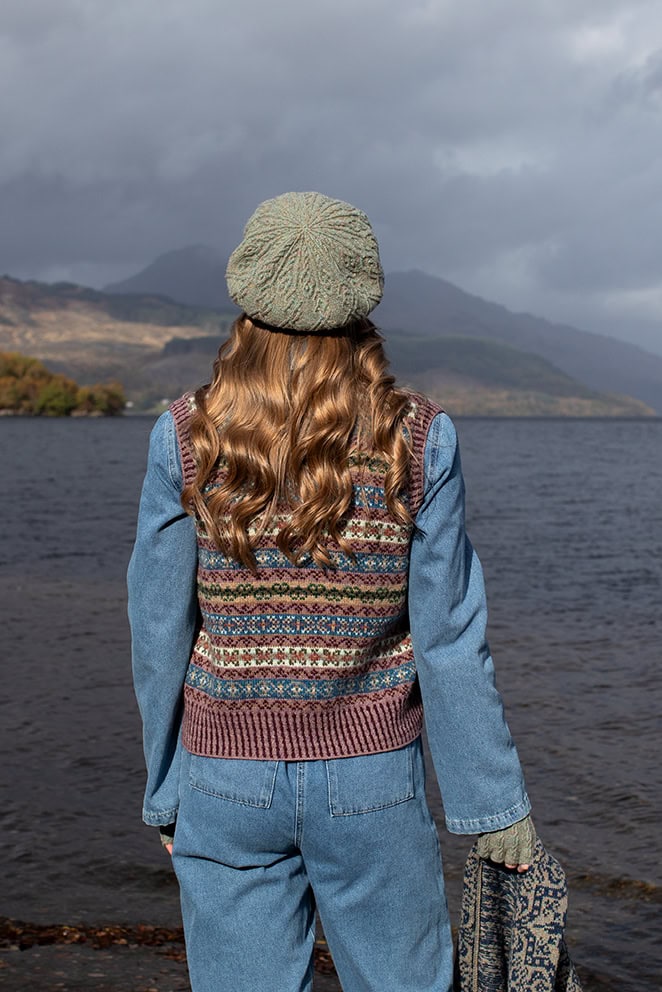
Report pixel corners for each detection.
[326,740,417,816]
[188,755,279,808]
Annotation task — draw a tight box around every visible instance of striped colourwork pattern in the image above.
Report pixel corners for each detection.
[170,391,442,760]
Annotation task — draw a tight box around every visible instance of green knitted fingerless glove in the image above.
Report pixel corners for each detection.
[159,822,176,849]
[476,814,536,865]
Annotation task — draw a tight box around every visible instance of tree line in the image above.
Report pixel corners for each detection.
[0,352,125,416]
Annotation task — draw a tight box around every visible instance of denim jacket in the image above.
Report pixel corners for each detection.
[128,410,530,833]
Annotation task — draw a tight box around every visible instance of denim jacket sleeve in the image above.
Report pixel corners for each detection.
[408,412,531,834]
[127,411,198,826]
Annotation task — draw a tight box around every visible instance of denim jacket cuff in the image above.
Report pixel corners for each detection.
[445,794,531,835]
[142,804,180,827]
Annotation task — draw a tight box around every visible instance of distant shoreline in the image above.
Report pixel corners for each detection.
[2,409,659,421]
[0,408,117,418]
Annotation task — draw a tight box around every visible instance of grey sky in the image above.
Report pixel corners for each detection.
[2,0,662,353]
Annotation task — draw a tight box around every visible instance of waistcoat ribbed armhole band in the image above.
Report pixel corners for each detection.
[169,392,198,489]
[406,395,444,517]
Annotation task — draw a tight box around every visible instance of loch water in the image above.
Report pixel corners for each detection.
[1,415,660,990]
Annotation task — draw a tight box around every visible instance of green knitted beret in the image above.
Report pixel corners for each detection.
[225,191,384,332]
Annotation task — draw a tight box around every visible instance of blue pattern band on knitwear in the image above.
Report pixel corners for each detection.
[185,660,418,701]
[199,612,403,638]
[203,481,391,510]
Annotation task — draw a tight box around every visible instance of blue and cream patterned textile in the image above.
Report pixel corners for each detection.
[456,840,583,991]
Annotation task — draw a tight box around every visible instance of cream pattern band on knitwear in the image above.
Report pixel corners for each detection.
[225,191,384,332]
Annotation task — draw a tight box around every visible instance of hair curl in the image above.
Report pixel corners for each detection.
[181,315,413,572]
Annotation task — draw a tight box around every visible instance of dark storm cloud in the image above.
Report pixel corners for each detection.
[1,0,661,349]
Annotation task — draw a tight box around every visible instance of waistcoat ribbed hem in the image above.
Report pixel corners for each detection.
[182,684,424,761]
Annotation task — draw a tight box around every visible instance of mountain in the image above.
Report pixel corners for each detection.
[160,333,651,417]
[0,276,233,401]
[0,273,654,416]
[104,245,234,310]
[375,270,662,413]
[105,247,662,412]
[0,275,225,333]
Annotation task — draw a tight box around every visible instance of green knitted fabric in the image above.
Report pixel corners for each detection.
[225,191,384,331]
[477,814,537,865]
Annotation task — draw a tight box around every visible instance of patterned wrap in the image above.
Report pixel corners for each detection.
[169,391,441,760]
[456,841,583,992]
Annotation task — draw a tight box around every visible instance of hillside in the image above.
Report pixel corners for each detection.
[103,247,662,413]
[0,276,234,390]
[0,274,654,416]
[376,270,662,413]
[158,333,652,417]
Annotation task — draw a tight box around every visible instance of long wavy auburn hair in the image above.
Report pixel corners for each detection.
[181,314,414,572]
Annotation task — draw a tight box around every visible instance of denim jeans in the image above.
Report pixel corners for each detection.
[172,736,453,992]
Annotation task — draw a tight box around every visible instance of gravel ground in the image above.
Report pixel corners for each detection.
[0,915,621,992]
[0,919,341,992]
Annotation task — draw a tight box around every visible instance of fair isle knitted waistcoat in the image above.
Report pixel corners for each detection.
[170,392,442,761]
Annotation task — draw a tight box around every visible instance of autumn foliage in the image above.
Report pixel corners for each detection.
[0,352,125,416]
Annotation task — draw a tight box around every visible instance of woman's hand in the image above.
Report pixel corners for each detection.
[506,861,530,873]
[476,814,536,872]
[159,823,176,856]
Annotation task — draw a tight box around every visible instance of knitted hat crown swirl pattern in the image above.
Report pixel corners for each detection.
[225,191,384,332]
